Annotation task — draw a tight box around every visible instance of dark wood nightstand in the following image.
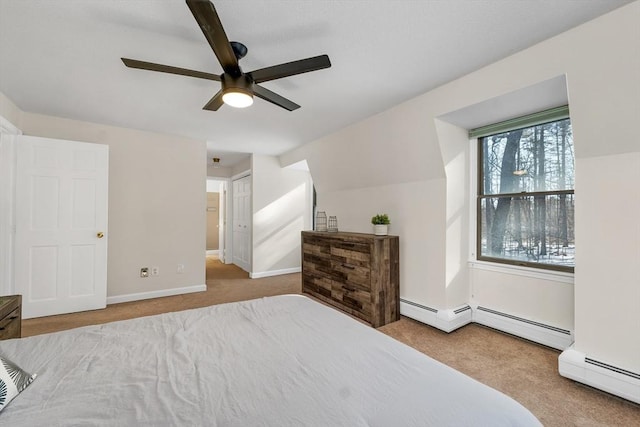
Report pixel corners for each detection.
[0,295,22,340]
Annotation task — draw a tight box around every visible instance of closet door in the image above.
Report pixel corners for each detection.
[0,117,22,296]
[232,175,251,272]
[14,136,109,318]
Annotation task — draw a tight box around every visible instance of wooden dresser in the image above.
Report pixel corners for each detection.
[301,231,399,327]
[0,295,22,340]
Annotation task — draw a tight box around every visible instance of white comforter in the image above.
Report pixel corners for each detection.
[0,295,541,426]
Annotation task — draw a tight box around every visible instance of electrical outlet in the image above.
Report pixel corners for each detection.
[177,264,184,274]
[140,267,149,278]
[151,266,159,276]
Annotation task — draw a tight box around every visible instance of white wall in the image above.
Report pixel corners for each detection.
[434,119,471,308]
[251,154,312,277]
[0,91,21,130]
[575,152,640,370]
[470,267,575,330]
[282,2,640,373]
[18,111,207,300]
[316,180,447,307]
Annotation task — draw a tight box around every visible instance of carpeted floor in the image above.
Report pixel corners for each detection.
[21,257,640,426]
[379,318,640,426]
[22,256,300,336]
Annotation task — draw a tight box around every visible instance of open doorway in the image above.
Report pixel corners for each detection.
[206,179,227,278]
[205,191,221,257]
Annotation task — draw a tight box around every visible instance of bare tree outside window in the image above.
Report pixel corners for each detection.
[478,118,574,272]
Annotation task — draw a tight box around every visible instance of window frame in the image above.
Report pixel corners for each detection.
[473,109,575,273]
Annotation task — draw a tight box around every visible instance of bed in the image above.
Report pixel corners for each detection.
[0,294,541,426]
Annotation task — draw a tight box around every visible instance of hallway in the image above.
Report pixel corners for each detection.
[206,255,248,281]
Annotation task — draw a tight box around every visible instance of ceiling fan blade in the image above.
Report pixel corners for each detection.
[249,54,331,84]
[203,90,225,111]
[186,0,240,76]
[121,58,221,81]
[253,84,300,111]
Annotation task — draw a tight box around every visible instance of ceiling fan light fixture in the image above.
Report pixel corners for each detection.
[123,1,331,111]
[222,89,253,108]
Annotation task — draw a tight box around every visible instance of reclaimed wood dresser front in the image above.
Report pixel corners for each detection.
[0,294,22,340]
[301,231,399,327]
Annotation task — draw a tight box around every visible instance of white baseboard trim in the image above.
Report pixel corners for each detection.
[472,305,573,350]
[206,250,219,256]
[107,284,207,305]
[559,346,640,404]
[250,267,301,279]
[400,299,472,332]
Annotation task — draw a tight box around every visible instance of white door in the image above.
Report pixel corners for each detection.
[232,175,251,272]
[14,136,109,318]
[218,184,226,262]
[0,117,22,296]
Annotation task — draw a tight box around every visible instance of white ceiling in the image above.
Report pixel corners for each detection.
[0,0,631,167]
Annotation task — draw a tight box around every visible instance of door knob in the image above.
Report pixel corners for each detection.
[97,232,104,239]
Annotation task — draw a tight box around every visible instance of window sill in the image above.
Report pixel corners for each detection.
[468,260,574,284]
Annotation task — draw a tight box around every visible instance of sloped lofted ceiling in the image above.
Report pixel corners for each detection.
[0,0,632,166]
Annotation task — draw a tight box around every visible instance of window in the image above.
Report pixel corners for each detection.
[475,107,574,272]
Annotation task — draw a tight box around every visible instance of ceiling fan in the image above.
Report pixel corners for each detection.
[121,0,331,111]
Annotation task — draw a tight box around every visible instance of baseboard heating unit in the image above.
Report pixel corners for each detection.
[399,299,472,333]
[400,299,573,350]
[473,305,573,350]
[559,346,640,404]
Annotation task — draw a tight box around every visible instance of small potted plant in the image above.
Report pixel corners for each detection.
[371,213,390,236]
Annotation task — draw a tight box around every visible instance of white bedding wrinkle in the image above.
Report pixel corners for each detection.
[0,295,542,426]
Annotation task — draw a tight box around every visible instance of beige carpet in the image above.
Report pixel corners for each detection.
[206,255,249,280]
[380,318,639,426]
[22,257,300,336]
[22,257,639,426]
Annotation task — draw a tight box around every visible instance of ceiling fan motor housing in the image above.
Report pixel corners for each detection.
[221,74,252,96]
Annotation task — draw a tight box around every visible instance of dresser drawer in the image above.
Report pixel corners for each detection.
[0,307,21,340]
[302,271,333,299]
[302,251,333,276]
[331,282,371,319]
[331,260,371,289]
[302,238,332,259]
[330,241,371,263]
[303,270,372,322]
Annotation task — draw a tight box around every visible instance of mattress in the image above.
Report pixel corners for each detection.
[0,294,541,426]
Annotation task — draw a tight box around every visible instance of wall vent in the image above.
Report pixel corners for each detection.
[454,305,471,315]
[400,298,437,313]
[585,358,640,380]
[476,306,571,335]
